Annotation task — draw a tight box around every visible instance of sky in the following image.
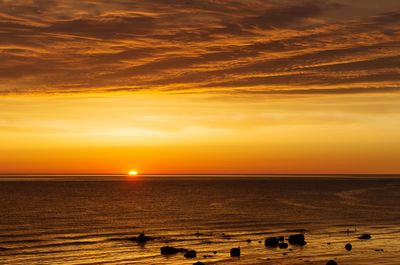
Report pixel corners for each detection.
[0,0,399,174]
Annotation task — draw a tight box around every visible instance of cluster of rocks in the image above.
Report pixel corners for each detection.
[161,245,211,265]
[160,246,196,256]
[130,232,374,265]
[263,233,306,249]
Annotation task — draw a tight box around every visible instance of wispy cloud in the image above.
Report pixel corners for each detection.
[0,0,399,95]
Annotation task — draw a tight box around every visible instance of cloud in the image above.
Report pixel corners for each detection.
[46,15,156,39]
[226,86,400,95]
[0,0,399,95]
[241,2,323,29]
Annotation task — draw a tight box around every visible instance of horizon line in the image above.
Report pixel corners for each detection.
[1,173,400,176]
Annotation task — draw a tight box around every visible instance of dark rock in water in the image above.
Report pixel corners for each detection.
[288,233,304,243]
[194,231,211,237]
[345,243,352,251]
[160,246,188,255]
[213,251,217,254]
[278,236,284,241]
[358,233,371,240]
[326,260,337,265]
[130,232,153,243]
[258,241,262,244]
[193,262,205,265]
[288,234,307,246]
[230,247,240,257]
[265,237,279,247]
[279,242,289,249]
[184,250,197,258]
[161,246,176,255]
[246,239,251,243]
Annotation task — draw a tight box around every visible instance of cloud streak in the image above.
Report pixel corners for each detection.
[0,0,399,95]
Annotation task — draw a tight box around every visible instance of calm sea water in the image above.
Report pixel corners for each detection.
[0,176,399,265]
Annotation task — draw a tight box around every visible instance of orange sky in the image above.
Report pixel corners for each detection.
[0,0,399,174]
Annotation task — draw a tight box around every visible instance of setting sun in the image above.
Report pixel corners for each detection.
[128,170,138,176]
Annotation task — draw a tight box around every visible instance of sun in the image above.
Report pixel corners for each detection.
[128,170,138,176]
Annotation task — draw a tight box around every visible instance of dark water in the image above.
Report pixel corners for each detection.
[0,176,399,264]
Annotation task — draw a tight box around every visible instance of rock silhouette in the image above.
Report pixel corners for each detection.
[130,232,153,243]
[326,260,338,265]
[160,246,188,255]
[288,233,307,246]
[193,262,205,265]
[279,242,289,249]
[230,247,240,257]
[184,250,197,258]
[265,237,279,247]
[345,243,352,251]
[358,233,371,240]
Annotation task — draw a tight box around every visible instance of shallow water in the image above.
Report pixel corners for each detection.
[0,176,399,264]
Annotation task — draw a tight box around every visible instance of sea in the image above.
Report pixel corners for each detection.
[0,175,399,265]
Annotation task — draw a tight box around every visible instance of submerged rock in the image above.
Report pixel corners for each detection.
[221,233,231,240]
[288,234,307,246]
[326,260,337,265]
[193,262,205,265]
[130,232,153,243]
[358,233,371,240]
[265,237,279,247]
[246,239,251,243]
[345,243,352,251]
[230,247,240,257]
[160,246,188,255]
[184,250,197,258]
[278,236,285,241]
